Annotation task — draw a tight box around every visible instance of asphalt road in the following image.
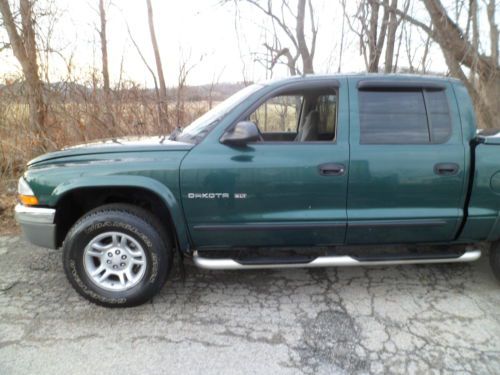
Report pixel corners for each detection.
[1,235,500,375]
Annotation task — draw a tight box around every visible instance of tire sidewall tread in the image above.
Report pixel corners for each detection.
[63,204,172,307]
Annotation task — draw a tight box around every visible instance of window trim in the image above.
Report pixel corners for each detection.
[358,87,452,145]
[357,80,447,91]
[219,79,340,145]
[421,90,433,143]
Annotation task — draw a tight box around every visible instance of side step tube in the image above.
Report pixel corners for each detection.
[192,249,482,270]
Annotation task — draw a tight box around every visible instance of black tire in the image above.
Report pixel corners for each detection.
[491,241,500,283]
[63,203,173,307]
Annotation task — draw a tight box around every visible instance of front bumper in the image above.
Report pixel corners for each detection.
[14,204,57,249]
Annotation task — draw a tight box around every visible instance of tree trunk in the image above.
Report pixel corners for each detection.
[421,0,500,128]
[146,0,168,131]
[367,0,379,72]
[478,76,500,129]
[296,0,314,74]
[486,0,498,65]
[0,0,47,150]
[384,0,398,73]
[98,0,116,135]
[99,0,110,96]
[366,0,389,72]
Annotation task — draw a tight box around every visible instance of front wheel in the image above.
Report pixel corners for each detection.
[63,204,173,307]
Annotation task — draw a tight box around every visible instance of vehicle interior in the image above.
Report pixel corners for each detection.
[247,89,337,142]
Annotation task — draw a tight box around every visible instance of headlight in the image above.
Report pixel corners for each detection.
[18,177,39,206]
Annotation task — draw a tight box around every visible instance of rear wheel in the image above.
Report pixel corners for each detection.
[490,241,500,283]
[63,203,173,307]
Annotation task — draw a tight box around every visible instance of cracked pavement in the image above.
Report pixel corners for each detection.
[1,235,500,375]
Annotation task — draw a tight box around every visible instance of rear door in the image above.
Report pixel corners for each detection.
[346,77,467,244]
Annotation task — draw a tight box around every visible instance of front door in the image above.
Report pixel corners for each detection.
[181,79,350,249]
[346,77,467,244]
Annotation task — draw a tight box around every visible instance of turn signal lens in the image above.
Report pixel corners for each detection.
[18,194,39,206]
[17,178,38,206]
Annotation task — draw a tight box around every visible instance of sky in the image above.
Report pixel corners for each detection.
[0,0,482,88]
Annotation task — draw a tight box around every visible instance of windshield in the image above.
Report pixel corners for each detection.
[173,84,263,144]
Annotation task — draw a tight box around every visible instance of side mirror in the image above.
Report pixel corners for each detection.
[221,121,261,146]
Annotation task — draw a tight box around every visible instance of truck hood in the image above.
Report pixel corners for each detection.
[28,136,194,166]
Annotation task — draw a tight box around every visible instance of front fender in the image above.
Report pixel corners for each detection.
[51,175,190,252]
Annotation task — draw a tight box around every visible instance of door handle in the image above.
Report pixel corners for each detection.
[318,163,346,176]
[434,163,459,176]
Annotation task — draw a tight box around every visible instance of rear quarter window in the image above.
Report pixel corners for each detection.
[425,90,452,143]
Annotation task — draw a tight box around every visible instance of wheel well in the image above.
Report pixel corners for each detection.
[54,187,179,249]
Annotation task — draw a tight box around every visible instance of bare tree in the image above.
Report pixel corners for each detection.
[296,0,315,73]
[418,26,432,73]
[384,0,400,72]
[338,9,346,73]
[403,18,416,72]
[228,0,317,75]
[175,51,203,127]
[96,0,117,134]
[383,0,499,128]
[146,0,168,131]
[99,0,110,97]
[0,0,48,150]
[126,22,162,132]
[486,0,498,67]
[367,0,389,72]
[343,0,389,72]
[343,0,409,73]
[208,67,225,109]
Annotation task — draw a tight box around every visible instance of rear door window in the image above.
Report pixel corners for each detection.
[359,89,451,144]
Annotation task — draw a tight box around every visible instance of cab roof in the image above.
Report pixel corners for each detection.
[261,73,460,87]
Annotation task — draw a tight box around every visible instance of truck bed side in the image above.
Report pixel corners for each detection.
[455,82,500,242]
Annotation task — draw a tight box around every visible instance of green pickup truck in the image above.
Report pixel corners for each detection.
[14,74,500,307]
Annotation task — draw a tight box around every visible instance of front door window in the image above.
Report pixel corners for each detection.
[246,90,337,142]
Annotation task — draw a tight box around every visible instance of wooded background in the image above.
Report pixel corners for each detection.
[0,0,498,179]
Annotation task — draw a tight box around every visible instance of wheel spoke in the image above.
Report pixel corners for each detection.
[125,269,134,282]
[118,272,126,286]
[90,265,105,277]
[120,235,128,249]
[132,258,145,265]
[91,241,111,251]
[128,248,143,256]
[98,270,110,282]
[112,234,119,247]
[87,248,103,257]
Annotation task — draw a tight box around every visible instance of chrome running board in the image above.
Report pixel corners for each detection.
[192,249,481,270]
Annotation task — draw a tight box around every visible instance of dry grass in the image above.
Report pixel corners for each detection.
[0,97,211,176]
[0,91,214,229]
[0,178,18,235]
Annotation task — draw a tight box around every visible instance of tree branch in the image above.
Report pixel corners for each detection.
[244,0,298,49]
